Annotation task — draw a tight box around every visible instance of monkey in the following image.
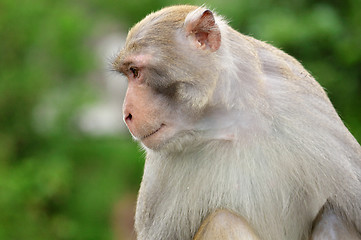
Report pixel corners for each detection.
[113,5,361,240]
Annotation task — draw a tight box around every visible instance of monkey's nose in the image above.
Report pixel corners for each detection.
[124,113,132,123]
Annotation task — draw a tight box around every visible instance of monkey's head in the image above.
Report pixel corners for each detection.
[114,5,225,150]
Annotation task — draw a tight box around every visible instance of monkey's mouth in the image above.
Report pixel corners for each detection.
[141,124,165,140]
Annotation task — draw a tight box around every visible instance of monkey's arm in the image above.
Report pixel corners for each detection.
[193,209,260,240]
[310,204,361,240]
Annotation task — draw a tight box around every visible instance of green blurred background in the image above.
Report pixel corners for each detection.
[0,0,360,239]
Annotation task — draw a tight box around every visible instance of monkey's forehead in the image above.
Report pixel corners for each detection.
[113,5,209,71]
[126,5,198,45]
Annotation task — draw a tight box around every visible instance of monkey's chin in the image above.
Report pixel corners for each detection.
[139,124,170,150]
[141,129,202,153]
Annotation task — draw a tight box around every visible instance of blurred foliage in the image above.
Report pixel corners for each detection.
[0,0,360,239]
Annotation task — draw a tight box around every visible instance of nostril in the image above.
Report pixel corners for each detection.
[125,113,132,122]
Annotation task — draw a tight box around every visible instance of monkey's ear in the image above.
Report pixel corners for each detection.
[184,8,221,52]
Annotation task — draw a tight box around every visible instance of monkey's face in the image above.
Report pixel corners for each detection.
[121,59,186,150]
[114,6,223,150]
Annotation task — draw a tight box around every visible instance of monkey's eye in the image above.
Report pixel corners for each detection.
[129,67,140,78]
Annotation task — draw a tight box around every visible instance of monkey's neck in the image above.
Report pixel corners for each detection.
[195,107,272,142]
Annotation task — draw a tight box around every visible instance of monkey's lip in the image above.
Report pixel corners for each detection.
[141,124,165,140]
